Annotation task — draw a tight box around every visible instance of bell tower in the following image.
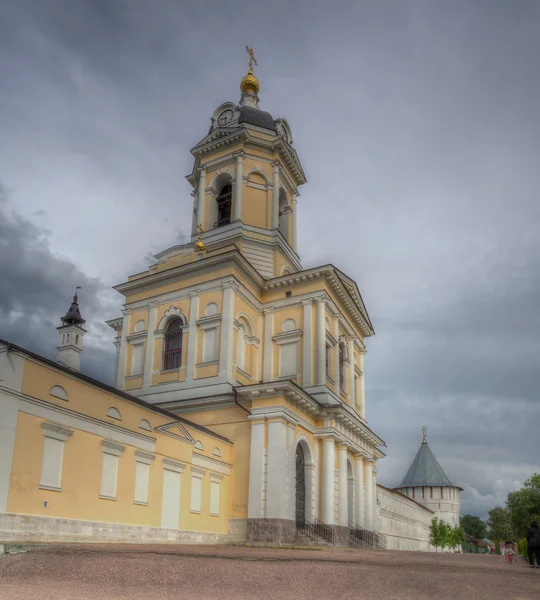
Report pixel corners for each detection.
[186,47,306,279]
[57,288,86,372]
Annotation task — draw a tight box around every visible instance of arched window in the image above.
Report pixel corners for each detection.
[236,323,246,372]
[278,190,289,240]
[163,317,183,370]
[215,183,232,227]
[339,342,345,389]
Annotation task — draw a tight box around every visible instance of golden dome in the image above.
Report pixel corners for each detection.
[240,69,259,95]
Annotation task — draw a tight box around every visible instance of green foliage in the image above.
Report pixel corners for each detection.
[430,518,464,551]
[487,506,513,542]
[506,474,540,538]
[460,514,487,539]
[518,538,528,558]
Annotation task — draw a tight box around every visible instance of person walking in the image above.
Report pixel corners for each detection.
[526,520,540,568]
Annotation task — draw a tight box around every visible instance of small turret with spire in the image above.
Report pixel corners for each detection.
[56,287,86,371]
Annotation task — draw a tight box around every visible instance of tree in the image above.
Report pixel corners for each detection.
[487,506,513,543]
[439,521,452,551]
[506,474,540,538]
[450,526,465,551]
[460,514,487,540]
[430,518,443,551]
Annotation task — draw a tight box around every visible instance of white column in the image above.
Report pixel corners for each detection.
[263,308,274,381]
[143,302,158,388]
[372,465,378,531]
[333,316,340,395]
[116,309,131,389]
[321,437,335,525]
[272,162,280,230]
[266,419,288,519]
[233,153,243,221]
[316,297,326,386]
[359,349,366,419]
[302,299,313,386]
[354,454,364,527]
[365,460,374,530]
[197,167,207,230]
[247,419,265,518]
[347,338,355,402]
[291,193,298,251]
[338,445,348,527]
[218,285,234,378]
[185,292,199,382]
[287,423,296,521]
[113,339,121,383]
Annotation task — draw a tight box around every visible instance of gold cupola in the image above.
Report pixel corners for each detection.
[240,69,259,95]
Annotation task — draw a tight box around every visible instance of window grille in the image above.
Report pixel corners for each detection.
[163,318,183,370]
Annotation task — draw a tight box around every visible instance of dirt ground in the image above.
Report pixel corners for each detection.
[0,543,538,600]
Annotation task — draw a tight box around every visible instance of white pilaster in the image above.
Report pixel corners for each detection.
[191,191,198,236]
[272,162,280,230]
[338,445,348,527]
[247,419,265,519]
[354,454,364,527]
[333,316,340,395]
[185,292,199,382]
[347,337,355,401]
[287,423,296,521]
[218,285,234,378]
[291,193,298,251]
[266,419,288,519]
[359,349,366,419]
[263,308,274,381]
[316,298,326,386]
[143,302,158,388]
[116,309,131,389]
[365,460,374,530]
[197,167,207,230]
[302,299,313,387]
[372,465,378,531]
[233,153,243,222]
[321,437,335,525]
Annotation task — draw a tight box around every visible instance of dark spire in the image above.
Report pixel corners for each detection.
[61,287,86,326]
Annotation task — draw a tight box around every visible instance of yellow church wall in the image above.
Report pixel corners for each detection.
[273,306,303,333]
[125,376,143,391]
[242,186,269,229]
[125,268,236,305]
[8,411,231,534]
[128,309,148,333]
[156,299,190,325]
[273,250,294,277]
[198,290,223,318]
[199,143,244,165]
[195,364,219,379]
[176,406,250,520]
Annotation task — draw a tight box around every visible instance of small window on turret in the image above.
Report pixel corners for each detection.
[76,335,79,344]
[285,291,292,298]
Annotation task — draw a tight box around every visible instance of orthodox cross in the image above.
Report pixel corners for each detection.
[422,425,427,443]
[246,45,257,71]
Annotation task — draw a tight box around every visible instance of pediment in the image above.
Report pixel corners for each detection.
[154,421,195,444]
[333,268,374,333]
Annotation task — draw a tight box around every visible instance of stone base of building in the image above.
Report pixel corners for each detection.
[227,518,248,543]
[0,513,229,545]
[246,518,297,546]
[332,525,351,547]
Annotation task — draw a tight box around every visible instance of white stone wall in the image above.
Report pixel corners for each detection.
[377,486,433,552]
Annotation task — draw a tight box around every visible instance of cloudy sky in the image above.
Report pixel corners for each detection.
[2,0,539,518]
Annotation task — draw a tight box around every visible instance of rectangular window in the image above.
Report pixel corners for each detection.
[131,342,144,375]
[134,451,154,504]
[210,478,221,516]
[161,467,182,529]
[325,345,331,374]
[100,453,119,499]
[40,437,64,490]
[279,342,297,377]
[40,422,72,491]
[100,440,125,500]
[190,470,204,512]
[203,328,217,362]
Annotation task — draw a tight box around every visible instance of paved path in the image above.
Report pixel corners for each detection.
[1,544,538,599]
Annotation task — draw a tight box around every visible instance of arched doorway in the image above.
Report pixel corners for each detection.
[295,444,306,522]
[347,459,354,527]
